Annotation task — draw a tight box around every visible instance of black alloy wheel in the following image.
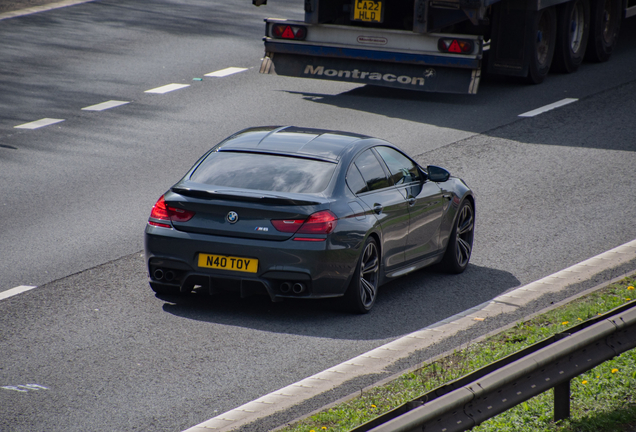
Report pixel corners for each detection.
[527,6,557,84]
[441,200,474,274]
[345,237,380,313]
[553,0,590,73]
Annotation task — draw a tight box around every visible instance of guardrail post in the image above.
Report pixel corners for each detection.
[554,380,571,421]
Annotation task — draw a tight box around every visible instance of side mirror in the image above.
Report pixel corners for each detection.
[427,165,450,182]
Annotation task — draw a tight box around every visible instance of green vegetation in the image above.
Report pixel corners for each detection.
[279,275,636,432]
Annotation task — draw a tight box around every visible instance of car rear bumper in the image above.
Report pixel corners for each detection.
[144,224,359,301]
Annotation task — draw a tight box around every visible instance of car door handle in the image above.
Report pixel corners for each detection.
[443,194,452,200]
[373,204,383,214]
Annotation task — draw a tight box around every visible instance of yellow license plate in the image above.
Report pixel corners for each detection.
[198,253,258,273]
[352,0,383,23]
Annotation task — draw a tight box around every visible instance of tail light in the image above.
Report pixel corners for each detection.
[271,218,305,233]
[271,24,307,40]
[271,210,338,240]
[148,196,195,228]
[438,38,474,54]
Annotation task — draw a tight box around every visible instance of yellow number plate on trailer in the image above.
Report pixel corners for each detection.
[198,253,258,273]
[352,0,383,23]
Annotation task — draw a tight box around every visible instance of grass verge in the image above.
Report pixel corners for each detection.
[278,274,636,432]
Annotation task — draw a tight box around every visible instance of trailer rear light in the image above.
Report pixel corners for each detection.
[271,24,307,40]
[438,38,474,54]
[148,195,195,228]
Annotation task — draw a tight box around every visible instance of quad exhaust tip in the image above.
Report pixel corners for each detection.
[280,282,306,294]
[153,268,175,282]
[280,282,292,293]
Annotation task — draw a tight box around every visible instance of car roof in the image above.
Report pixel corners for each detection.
[216,126,373,162]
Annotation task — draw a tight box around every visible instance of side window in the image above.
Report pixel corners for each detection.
[354,149,390,192]
[346,164,368,195]
[375,146,421,185]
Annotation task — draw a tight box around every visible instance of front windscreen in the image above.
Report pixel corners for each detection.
[189,151,336,194]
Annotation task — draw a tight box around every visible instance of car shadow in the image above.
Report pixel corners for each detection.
[159,263,520,341]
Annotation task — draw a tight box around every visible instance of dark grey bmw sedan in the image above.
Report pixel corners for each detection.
[144,126,474,313]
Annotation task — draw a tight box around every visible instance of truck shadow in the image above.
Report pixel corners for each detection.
[278,20,636,153]
[159,263,520,341]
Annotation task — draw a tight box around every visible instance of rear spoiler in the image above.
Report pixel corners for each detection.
[171,187,323,207]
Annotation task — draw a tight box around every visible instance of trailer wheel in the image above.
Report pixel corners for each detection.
[553,0,590,73]
[527,7,557,84]
[585,0,621,62]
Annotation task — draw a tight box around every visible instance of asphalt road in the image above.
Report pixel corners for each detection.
[1,1,636,431]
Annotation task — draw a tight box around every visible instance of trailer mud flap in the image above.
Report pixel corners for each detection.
[260,53,481,95]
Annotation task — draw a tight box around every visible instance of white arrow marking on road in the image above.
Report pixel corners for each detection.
[14,118,65,129]
[81,100,130,111]
[0,285,37,301]
[519,98,578,117]
[205,67,248,77]
[145,83,190,94]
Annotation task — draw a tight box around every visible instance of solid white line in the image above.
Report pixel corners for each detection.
[14,118,65,129]
[0,286,37,301]
[81,100,129,111]
[205,67,248,77]
[519,98,578,117]
[0,0,95,21]
[183,238,636,432]
[145,83,190,94]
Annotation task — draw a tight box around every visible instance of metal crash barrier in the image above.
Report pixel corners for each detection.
[352,302,636,432]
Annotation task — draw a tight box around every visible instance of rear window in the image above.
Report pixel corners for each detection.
[190,151,336,194]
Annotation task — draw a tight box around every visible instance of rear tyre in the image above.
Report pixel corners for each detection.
[527,6,557,84]
[150,282,182,296]
[585,0,621,62]
[440,200,474,274]
[553,0,590,73]
[344,237,379,314]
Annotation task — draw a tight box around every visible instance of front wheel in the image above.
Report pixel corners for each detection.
[440,200,474,274]
[344,237,380,314]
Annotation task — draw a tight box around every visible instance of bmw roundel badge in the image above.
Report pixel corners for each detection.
[227,211,239,224]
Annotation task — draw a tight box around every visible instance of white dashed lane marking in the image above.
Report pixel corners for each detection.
[205,67,247,77]
[0,285,37,301]
[144,83,190,94]
[8,67,245,132]
[0,0,95,21]
[14,118,64,129]
[81,100,130,111]
[2,384,49,393]
[519,98,578,117]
